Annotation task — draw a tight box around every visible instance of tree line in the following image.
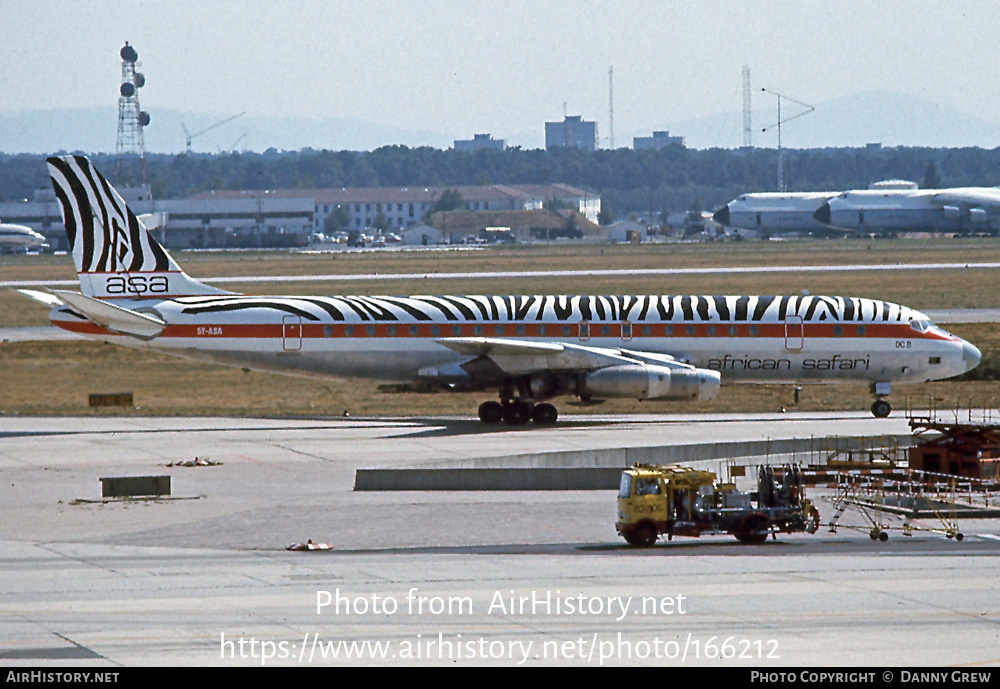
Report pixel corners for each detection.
[3,145,1000,217]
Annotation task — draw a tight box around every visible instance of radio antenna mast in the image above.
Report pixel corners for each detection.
[761,88,813,192]
[608,65,614,150]
[742,66,752,149]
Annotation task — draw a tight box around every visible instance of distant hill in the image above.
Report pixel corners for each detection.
[663,91,1000,150]
[0,92,1000,153]
[0,107,455,154]
[4,91,999,154]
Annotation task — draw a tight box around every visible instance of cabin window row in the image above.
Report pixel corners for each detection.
[314,323,873,338]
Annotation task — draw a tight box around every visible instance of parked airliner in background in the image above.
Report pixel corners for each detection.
[712,192,838,235]
[0,220,47,253]
[715,185,1000,236]
[814,187,1000,235]
[19,156,981,422]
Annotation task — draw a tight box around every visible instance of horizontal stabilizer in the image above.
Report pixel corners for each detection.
[49,290,166,339]
[17,289,66,309]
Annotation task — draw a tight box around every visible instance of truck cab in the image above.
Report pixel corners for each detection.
[616,464,819,547]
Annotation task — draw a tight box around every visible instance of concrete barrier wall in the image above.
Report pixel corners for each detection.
[354,434,914,491]
[439,435,914,469]
[355,468,624,491]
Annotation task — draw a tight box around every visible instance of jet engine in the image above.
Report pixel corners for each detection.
[581,364,721,401]
[942,205,961,221]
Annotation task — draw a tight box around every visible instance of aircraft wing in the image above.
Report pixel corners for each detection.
[931,188,1000,208]
[435,336,688,375]
[431,336,719,402]
[926,188,1000,226]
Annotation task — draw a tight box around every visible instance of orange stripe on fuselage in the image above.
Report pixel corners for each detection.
[53,319,957,342]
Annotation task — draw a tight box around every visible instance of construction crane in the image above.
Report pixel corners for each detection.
[181,112,246,153]
[218,133,247,154]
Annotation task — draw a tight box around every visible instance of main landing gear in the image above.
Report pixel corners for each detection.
[478,399,559,426]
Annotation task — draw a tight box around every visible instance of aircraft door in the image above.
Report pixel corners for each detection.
[784,315,804,351]
[621,321,632,342]
[282,315,303,351]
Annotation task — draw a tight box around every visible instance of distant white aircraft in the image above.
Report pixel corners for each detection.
[0,221,47,253]
[813,187,1000,234]
[19,156,982,421]
[712,192,837,235]
[716,185,1000,236]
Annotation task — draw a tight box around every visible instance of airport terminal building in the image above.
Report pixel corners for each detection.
[1,182,599,250]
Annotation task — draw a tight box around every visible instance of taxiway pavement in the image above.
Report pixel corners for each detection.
[1,413,999,667]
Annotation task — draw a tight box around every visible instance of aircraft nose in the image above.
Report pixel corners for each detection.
[712,206,730,226]
[962,340,982,372]
[813,203,831,225]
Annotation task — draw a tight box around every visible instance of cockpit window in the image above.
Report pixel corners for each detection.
[910,319,953,338]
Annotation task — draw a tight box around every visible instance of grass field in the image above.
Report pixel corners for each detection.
[2,239,999,418]
[5,237,1000,327]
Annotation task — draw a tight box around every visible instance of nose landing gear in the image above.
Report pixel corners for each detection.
[871,399,891,418]
[870,382,892,418]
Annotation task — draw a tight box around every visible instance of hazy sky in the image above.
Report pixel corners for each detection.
[2,0,998,149]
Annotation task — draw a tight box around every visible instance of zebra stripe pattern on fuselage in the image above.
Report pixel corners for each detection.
[165,293,922,325]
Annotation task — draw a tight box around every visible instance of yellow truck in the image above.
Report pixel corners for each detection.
[616,464,820,547]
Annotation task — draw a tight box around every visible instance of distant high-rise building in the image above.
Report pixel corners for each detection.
[633,131,685,150]
[545,115,597,151]
[453,133,505,152]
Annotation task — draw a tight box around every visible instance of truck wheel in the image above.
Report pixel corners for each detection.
[806,506,821,534]
[734,513,769,544]
[625,522,657,548]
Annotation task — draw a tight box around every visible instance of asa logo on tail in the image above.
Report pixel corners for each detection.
[105,275,170,295]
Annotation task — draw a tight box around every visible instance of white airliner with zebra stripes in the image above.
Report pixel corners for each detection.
[20,155,982,423]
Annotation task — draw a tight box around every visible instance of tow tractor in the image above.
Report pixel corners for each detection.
[616,463,821,547]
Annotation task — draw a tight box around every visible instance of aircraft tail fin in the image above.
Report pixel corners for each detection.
[46,155,232,299]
